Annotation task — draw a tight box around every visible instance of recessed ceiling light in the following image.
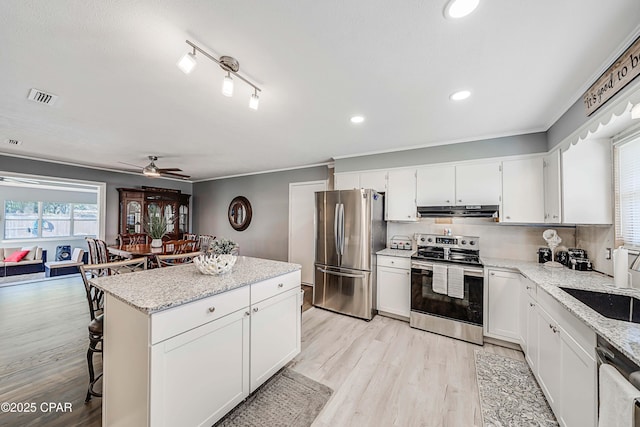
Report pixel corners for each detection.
[444,0,480,19]
[350,116,365,124]
[450,90,471,101]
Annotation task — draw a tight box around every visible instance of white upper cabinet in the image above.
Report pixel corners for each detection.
[543,150,562,224]
[334,172,360,190]
[501,157,544,223]
[334,171,387,193]
[562,138,613,224]
[416,165,455,206]
[456,162,502,206]
[359,170,387,193]
[386,169,417,221]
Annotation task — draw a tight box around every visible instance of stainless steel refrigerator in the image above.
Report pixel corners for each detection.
[314,189,386,320]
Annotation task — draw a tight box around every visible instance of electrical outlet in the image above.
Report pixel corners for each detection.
[605,248,612,260]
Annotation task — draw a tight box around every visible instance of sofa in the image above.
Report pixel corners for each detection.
[45,248,85,277]
[0,246,47,277]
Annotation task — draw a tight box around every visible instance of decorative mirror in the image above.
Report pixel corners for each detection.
[228,196,252,231]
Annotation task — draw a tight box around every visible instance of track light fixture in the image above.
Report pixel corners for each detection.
[178,40,262,110]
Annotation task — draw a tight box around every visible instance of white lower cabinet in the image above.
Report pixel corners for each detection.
[485,269,521,342]
[523,287,597,427]
[377,255,411,319]
[150,309,250,427]
[250,287,301,391]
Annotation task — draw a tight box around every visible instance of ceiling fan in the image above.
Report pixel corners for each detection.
[119,156,190,180]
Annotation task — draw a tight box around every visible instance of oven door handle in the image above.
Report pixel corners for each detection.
[411,261,484,277]
[596,346,615,364]
[317,267,366,279]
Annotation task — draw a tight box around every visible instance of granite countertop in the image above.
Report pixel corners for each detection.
[377,248,416,258]
[90,256,301,314]
[483,257,640,366]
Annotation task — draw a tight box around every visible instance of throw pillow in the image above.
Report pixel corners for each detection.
[4,249,31,262]
[21,246,37,261]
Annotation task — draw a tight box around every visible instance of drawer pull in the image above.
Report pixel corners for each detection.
[490,272,495,276]
[278,283,284,288]
[208,306,216,313]
[245,311,250,316]
[529,302,535,307]
[526,286,532,290]
[253,307,259,313]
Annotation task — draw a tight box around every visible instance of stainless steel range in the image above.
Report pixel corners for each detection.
[410,234,484,345]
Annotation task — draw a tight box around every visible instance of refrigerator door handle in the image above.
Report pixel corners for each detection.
[333,203,341,258]
[316,267,366,279]
[339,203,345,256]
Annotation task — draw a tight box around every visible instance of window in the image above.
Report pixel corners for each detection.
[615,133,640,248]
[3,201,99,240]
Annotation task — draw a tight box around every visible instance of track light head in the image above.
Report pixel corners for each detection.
[222,73,234,97]
[249,92,260,110]
[177,51,197,74]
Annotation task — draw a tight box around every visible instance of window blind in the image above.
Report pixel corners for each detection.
[616,135,640,248]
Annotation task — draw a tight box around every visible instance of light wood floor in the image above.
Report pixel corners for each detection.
[1,279,523,427]
[290,307,524,427]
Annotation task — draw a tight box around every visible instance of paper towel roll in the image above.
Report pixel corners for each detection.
[614,247,629,288]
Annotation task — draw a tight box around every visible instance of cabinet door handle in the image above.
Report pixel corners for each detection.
[553,215,558,219]
[490,272,495,276]
[506,216,511,219]
[526,286,531,290]
[458,199,462,203]
[253,307,259,313]
[208,306,216,313]
[406,271,410,275]
[529,302,535,307]
[446,200,450,203]
[245,311,250,316]
[278,283,284,288]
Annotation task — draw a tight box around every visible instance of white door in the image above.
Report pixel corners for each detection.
[359,170,387,192]
[334,172,359,190]
[486,269,521,342]
[501,157,544,223]
[416,165,456,206]
[544,150,562,223]
[377,266,411,318]
[386,169,417,221]
[289,180,327,285]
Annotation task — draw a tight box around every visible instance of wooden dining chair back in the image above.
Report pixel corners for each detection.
[155,251,202,267]
[183,233,197,241]
[198,234,215,252]
[164,239,195,254]
[118,233,149,245]
[79,257,147,402]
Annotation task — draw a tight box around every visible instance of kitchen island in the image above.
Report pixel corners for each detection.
[91,256,301,427]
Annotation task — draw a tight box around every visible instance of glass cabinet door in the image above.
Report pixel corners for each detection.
[126,201,142,233]
[164,204,175,232]
[179,205,188,233]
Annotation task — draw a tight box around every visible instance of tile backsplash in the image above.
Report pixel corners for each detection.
[388,218,576,262]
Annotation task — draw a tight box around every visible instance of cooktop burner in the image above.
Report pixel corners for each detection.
[412,234,481,265]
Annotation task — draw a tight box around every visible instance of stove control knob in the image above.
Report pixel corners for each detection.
[469,240,476,246]
[427,237,433,243]
[461,240,467,245]
[420,237,425,242]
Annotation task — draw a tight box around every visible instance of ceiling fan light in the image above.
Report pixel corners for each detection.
[249,93,260,110]
[444,0,480,19]
[177,52,197,74]
[222,74,234,97]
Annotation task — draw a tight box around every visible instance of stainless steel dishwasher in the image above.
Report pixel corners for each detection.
[596,335,640,426]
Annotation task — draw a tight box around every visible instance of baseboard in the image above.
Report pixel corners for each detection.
[482,336,523,351]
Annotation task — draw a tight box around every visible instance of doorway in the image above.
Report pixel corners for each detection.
[288,180,327,287]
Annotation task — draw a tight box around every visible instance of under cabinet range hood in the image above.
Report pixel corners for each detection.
[417,205,499,218]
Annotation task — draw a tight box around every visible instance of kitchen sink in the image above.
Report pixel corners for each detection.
[559,287,640,324]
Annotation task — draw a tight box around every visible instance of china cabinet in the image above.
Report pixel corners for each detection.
[118,187,190,241]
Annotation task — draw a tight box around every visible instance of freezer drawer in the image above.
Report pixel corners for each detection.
[314,264,373,320]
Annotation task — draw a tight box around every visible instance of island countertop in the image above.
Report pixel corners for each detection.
[90,256,301,314]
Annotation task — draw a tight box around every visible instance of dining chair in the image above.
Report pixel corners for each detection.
[79,258,147,402]
[155,251,202,267]
[198,234,215,252]
[118,233,149,245]
[183,233,197,241]
[164,239,195,254]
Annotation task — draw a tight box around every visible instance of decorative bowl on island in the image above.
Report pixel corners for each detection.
[194,254,237,275]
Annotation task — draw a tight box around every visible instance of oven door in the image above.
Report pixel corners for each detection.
[410,260,483,326]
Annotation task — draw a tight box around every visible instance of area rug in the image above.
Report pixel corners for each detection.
[474,350,558,427]
[214,368,333,427]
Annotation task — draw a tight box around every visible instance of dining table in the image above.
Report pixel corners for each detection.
[107,244,173,259]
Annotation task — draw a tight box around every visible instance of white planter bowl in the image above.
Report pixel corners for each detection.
[194,254,237,275]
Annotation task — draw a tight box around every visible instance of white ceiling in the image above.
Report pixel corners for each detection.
[1,1,639,181]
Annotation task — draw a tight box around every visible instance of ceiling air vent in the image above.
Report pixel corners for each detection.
[27,88,58,106]
[4,139,22,146]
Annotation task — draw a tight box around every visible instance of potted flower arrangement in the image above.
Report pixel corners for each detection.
[210,237,239,255]
[144,213,173,248]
